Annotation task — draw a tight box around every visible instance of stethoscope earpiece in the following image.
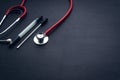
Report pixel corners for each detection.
[33,33,49,45]
[0,38,12,44]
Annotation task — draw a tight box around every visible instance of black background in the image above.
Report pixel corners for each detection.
[0,0,120,80]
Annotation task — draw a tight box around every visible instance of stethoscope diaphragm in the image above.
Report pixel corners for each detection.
[33,33,49,45]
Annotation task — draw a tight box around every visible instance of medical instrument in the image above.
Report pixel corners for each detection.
[34,33,48,45]
[33,0,73,45]
[0,39,12,44]
[0,0,27,35]
[17,18,48,49]
[9,17,43,47]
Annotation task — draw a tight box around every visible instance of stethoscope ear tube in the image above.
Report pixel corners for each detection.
[0,0,27,35]
[0,18,21,35]
[5,5,27,18]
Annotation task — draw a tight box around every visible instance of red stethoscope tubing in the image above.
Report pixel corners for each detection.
[44,0,73,35]
[5,0,27,18]
[20,0,25,6]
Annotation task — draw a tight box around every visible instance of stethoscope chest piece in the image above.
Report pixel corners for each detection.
[33,33,49,45]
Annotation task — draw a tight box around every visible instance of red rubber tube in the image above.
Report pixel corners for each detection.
[44,0,73,35]
[20,0,25,6]
[5,5,27,18]
[5,0,27,18]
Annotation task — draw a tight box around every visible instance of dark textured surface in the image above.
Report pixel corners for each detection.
[0,0,120,80]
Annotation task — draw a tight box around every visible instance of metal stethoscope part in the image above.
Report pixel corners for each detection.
[33,0,73,46]
[33,33,49,45]
[0,0,27,35]
[0,39,12,44]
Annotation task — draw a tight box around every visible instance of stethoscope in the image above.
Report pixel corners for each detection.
[0,0,73,48]
[0,0,27,35]
[33,0,73,45]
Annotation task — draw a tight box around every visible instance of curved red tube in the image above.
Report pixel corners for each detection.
[5,5,27,18]
[5,0,27,18]
[20,0,26,6]
[44,0,73,35]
